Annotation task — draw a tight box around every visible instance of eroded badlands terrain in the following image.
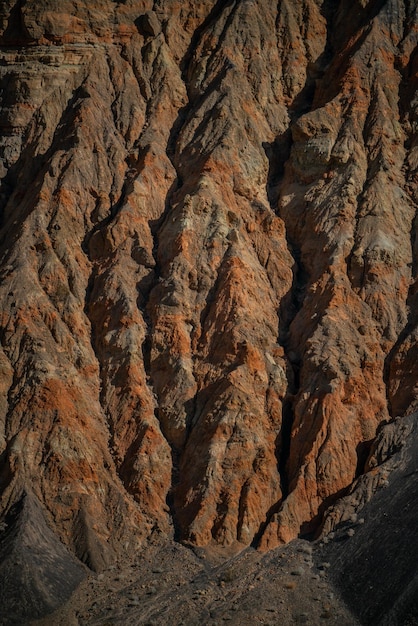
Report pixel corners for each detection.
[0,0,417,623]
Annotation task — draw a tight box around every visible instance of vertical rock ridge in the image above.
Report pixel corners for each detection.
[259,0,418,547]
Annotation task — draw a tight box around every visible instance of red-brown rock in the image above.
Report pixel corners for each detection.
[0,3,416,607]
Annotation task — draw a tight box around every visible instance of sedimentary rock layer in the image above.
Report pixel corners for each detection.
[0,0,416,578]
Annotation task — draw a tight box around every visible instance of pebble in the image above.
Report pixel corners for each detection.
[291,567,304,576]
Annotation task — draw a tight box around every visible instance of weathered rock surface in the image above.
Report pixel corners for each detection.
[0,491,86,625]
[0,0,416,622]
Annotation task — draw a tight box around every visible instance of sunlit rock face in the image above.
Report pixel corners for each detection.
[0,0,416,580]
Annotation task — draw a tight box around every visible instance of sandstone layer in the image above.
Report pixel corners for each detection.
[0,0,417,619]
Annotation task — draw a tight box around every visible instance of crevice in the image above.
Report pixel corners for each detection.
[187,1,239,88]
[283,0,339,115]
[141,179,181,341]
[251,499,282,548]
[236,479,250,542]
[304,485,350,540]
[262,113,311,523]
[263,131,292,210]
[355,438,375,478]
[165,447,182,542]
[210,489,229,542]
[277,398,294,499]
[82,270,115,452]
[383,296,417,419]
[318,0,340,68]
[166,35,236,170]
[2,0,35,46]
[265,186,307,501]
[309,7,374,112]
[252,0,351,542]
[274,241,307,501]
[0,78,98,259]
[179,0,236,79]
[165,0,239,168]
[345,174,368,291]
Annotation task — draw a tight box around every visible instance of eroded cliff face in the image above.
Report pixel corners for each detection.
[0,0,416,574]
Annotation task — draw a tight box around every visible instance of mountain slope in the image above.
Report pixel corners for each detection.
[0,0,417,621]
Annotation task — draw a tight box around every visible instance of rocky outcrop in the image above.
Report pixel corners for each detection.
[320,412,415,536]
[0,2,417,615]
[319,411,418,625]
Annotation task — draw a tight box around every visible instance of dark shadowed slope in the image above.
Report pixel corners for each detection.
[0,492,85,625]
[321,412,418,625]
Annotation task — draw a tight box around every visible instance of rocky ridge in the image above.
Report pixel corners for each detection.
[0,0,417,622]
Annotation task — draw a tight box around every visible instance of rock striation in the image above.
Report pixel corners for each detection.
[0,0,417,619]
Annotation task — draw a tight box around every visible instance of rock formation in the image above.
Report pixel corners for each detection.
[0,0,417,620]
